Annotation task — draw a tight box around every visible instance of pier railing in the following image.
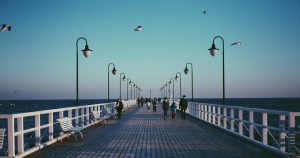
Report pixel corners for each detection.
[0,100,136,158]
[185,102,300,157]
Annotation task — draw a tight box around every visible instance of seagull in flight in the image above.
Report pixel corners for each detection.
[0,24,12,32]
[134,25,143,32]
[230,42,241,46]
[203,10,207,14]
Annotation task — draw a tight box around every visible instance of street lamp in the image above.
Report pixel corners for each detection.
[175,72,182,99]
[76,37,92,106]
[170,78,174,102]
[126,78,130,100]
[119,73,126,99]
[184,62,193,101]
[208,36,225,105]
[108,63,117,102]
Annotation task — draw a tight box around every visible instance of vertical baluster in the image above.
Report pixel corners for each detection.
[204,105,207,121]
[249,111,254,139]
[48,112,53,141]
[86,107,89,125]
[279,115,286,152]
[59,111,63,136]
[68,110,72,119]
[8,115,15,157]
[239,110,243,135]
[81,108,84,127]
[288,112,296,154]
[208,105,211,123]
[223,108,227,129]
[217,107,221,126]
[230,109,234,132]
[262,112,268,145]
[75,109,79,127]
[212,106,216,124]
[17,117,24,154]
[35,114,41,146]
[201,104,204,120]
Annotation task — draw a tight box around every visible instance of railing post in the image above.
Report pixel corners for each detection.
[288,112,296,154]
[8,115,15,157]
[81,108,84,126]
[223,108,227,129]
[279,115,286,152]
[230,109,234,132]
[86,107,89,125]
[204,105,208,121]
[212,106,216,124]
[48,112,53,141]
[208,105,211,123]
[217,107,221,126]
[59,111,63,136]
[262,112,268,145]
[201,104,204,120]
[198,104,201,118]
[35,114,41,147]
[249,111,254,139]
[75,109,79,127]
[17,117,24,154]
[239,110,243,135]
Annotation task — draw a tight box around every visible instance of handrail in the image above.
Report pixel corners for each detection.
[183,102,300,157]
[0,100,136,158]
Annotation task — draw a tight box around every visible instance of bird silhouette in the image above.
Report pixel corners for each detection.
[0,24,12,32]
[203,10,207,14]
[134,25,143,31]
[230,42,241,46]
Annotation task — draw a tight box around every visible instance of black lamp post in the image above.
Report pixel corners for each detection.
[175,72,182,99]
[119,73,126,99]
[76,37,92,106]
[129,81,133,99]
[126,78,130,100]
[108,63,117,102]
[208,36,225,105]
[184,62,193,101]
[170,78,174,102]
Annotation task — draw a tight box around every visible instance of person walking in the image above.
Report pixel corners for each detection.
[140,97,144,107]
[170,102,177,120]
[115,98,124,119]
[162,97,169,120]
[179,95,188,120]
[152,98,158,112]
[146,98,151,112]
[137,97,140,107]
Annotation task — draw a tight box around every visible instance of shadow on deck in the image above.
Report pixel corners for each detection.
[26,104,283,158]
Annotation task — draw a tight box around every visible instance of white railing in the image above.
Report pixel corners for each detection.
[0,100,136,158]
[185,102,300,157]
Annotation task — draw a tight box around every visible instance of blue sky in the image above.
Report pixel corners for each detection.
[0,0,300,100]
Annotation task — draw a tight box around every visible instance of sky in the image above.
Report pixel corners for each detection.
[0,0,300,100]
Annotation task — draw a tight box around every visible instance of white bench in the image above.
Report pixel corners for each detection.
[57,117,83,142]
[105,107,117,119]
[90,111,107,126]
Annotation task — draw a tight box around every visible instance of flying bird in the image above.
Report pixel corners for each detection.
[230,42,241,46]
[13,90,18,94]
[0,24,12,32]
[134,25,143,32]
[203,10,207,14]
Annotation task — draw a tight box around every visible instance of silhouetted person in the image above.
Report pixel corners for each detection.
[152,98,158,112]
[179,95,188,120]
[162,97,169,120]
[137,98,141,107]
[140,97,144,107]
[115,98,123,119]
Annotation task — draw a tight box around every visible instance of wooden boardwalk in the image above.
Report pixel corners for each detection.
[26,104,283,158]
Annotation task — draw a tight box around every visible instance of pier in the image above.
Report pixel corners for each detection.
[0,101,299,158]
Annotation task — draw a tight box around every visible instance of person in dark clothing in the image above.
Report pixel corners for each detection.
[137,98,140,107]
[162,97,169,120]
[152,98,158,112]
[115,98,123,119]
[140,97,144,107]
[179,95,188,120]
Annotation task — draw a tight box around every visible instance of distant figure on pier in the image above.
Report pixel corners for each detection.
[137,97,141,107]
[162,97,169,120]
[170,102,177,120]
[152,98,158,112]
[179,95,188,120]
[115,98,124,119]
[146,98,151,112]
[140,97,144,107]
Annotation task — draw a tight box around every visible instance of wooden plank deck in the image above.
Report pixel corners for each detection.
[26,104,283,158]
